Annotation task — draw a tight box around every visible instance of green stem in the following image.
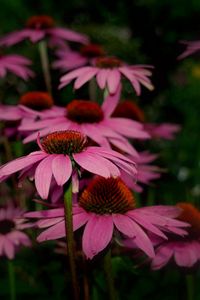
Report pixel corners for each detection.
[38,40,52,95]
[103,250,117,300]
[64,181,79,300]
[8,260,16,300]
[186,274,194,300]
[89,78,97,101]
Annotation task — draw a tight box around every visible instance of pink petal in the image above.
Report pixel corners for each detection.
[37,221,65,242]
[35,155,54,199]
[73,212,89,231]
[3,238,15,259]
[60,67,93,83]
[113,214,137,237]
[106,69,121,94]
[25,208,64,218]
[102,84,121,117]
[151,244,173,270]
[96,69,110,89]
[52,155,72,186]
[73,152,111,177]
[0,153,47,177]
[74,68,98,89]
[82,215,113,259]
[48,27,89,44]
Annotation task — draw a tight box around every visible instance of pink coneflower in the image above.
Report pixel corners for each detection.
[26,177,189,259]
[151,203,200,269]
[53,43,106,72]
[0,130,137,199]
[0,91,65,122]
[121,151,161,193]
[0,15,88,47]
[0,205,31,259]
[144,123,181,140]
[178,40,200,59]
[112,100,181,140]
[0,54,34,80]
[59,56,154,95]
[18,91,149,156]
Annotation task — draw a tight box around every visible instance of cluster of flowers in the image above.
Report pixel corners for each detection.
[0,15,199,281]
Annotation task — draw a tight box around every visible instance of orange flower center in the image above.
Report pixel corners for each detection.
[66,100,104,123]
[79,177,136,214]
[41,130,87,155]
[26,15,55,29]
[19,91,54,111]
[0,220,15,234]
[80,43,105,58]
[177,203,200,238]
[112,100,145,122]
[95,57,122,68]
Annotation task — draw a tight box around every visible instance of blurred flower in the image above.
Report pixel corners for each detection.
[0,15,88,47]
[178,40,200,59]
[0,130,137,199]
[112,100,181,140]
[53,43,105,72]
[18,90,149,156]
[0,205,31,259]
[59,56,154,95]
[26,177,188,259]
[0,91,65,122]
[121,151,161,192]
[0,54,34,80]
[151,202,200,269]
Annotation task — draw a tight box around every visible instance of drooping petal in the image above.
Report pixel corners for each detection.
[82,215,113,259]
[52,155,72,186]
[35,155,54,199]
[37,221,65,242]
[106,69,121,94]
[102,84,121,117]
[74,68,98,89]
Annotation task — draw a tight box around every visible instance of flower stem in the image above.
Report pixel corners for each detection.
[8,260,16,300]
[38,40,52,95]
[103,250,117,300]
[64,181,79,300]
[186,274,194,300]
[89,78,97,101]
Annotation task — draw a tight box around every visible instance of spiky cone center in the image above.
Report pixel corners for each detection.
[19,91,54,111]
[177,203,200,238]
[66,100,104,124]
[0,219,15,234]
[41,130,88,155]
[95,56,122,68]
[79,177,136,214]
[112,100,145,122]
[80,43,105,58]
[26,15,55,29]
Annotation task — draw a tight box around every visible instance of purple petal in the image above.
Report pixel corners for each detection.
[106,69,121,94]
[37,221,65,242]
[102,84,121,117]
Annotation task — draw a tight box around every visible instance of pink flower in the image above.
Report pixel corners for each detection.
[178,40,200,59]
[59,56,154,95]
[0,15,88,47]
[0,91,65,122]
[121,151,161,193]
[0,54,34,80]
[0,130,137,199]
[53,43,106,72]
[0,205,31,259]
[144,123,181,140]
[151,203,200,269]
[18,90,150,156]
[112,100,181,140]
[26,177,189,259]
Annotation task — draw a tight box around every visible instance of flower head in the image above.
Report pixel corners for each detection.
[0,130,137,199]
[26,177,189,259]
[151,202,200,269]
[19,90,149,156]
[0,205,31,259]
[59,56,154,95]
[0,54,34,80]
[0,91,65,123]
[53,43,105,72]
[0,15,89,47]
